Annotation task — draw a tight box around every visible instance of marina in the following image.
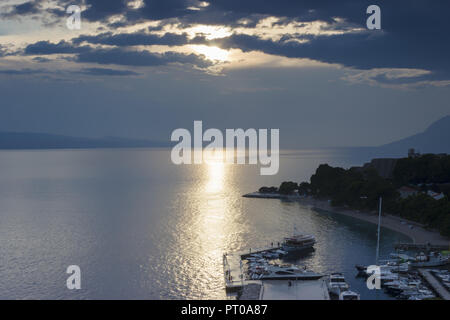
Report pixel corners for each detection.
[418,269,450,300]
[223,232,361,300]
[354,250,450,300]
[225,196,449,300]
[395,243,449,251]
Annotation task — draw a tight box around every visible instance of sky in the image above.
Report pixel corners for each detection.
[0,0,449,148]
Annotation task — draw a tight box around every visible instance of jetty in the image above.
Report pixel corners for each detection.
[223,244,329,300]
[395,243,449,251]
[259,279,330,300]
[223,245,283,292]
[242,192,302,200]
[418,269,450,300]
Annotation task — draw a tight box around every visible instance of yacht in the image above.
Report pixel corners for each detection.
[327,273,349,296]
[339,290,360,300]
[410,253,449,267]
[282,234,316,252]
[255,264,323,280]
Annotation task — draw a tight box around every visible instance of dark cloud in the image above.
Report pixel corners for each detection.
[32,56,52,63]
[0,68,49,75]
[208,28,449,80]
[1,1,41,17]
[24,41,92,55]
[78,67,141,76]
[77,0,450,80]
[0,66,139,78]
[24,40,211,69]
[73,31,192,47]
[83,0,129,21]
[76,47,211,68]
[6,0,450,82]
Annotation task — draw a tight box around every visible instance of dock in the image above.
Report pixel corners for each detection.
[242,192,302,200]
[239,284,262,300]
[223,245,282,292]
[395,243,449,251]
[259,279,330,300]
[418,269,450,300]
[223,244,329,300]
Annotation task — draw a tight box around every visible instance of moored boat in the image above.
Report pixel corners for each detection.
[327,273,349,296]
[339,290,360,300]
[282,234,316,252]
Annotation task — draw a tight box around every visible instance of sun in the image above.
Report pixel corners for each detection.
[190,45,230,62]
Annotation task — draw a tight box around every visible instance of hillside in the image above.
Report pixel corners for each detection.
[0,132,170,149]
[379,115,450,155]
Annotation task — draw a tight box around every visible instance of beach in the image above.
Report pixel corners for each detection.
[243,192,449,246]
[298,196,450,247]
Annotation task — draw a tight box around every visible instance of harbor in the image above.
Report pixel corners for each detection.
[224,242,450,300]
[223,232,361,300]
[224,200,449,300]
[418,269,450,300]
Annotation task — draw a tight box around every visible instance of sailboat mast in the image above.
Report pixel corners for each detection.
[375,197,382,265]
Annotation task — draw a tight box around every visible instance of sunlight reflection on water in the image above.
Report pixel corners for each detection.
[0,149,409,299]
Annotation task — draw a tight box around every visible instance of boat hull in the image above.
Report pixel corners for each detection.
[410,259,449,268]
[282,243,315,252]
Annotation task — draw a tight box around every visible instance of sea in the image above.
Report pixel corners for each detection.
[0,148,410,299]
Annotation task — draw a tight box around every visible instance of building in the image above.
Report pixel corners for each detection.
[408,148,421,158]
[427,190,445,200]
[398,186,418,199]
[362,158,398,179]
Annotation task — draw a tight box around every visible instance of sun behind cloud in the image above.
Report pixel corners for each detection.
[190,45,230,62]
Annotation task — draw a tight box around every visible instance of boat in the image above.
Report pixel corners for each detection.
[282,233,316,252]
[399,289,435,300]
[410,255,449,268]
[327,273,349,296]
[339,290,360,300]
[256,264,323,280]
[384,280,416,295]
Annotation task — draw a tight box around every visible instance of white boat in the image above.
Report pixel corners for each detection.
[256,264,323,280]
[327,273,349,296]
[410,255,449,267]
[339,290,360,300]
[408,294,435,300]
[282,234,316,252]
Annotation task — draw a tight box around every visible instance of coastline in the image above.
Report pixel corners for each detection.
[244,193,450,246]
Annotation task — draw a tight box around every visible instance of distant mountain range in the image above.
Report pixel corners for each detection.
[0,132,171,149]
[378,115,450,155]
[340,115,450,161]
[0,115,449,153]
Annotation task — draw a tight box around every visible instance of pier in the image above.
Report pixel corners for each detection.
[223,245,282,292]
[223,244,329,300]
[394,243,449,251]
[418,269,450,300]
[259,280,330,300]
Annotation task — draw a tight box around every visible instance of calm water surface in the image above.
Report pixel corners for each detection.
[0,149,409,299]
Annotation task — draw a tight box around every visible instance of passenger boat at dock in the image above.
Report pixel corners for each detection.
[282,233,316,252]
[409,252,449,268]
